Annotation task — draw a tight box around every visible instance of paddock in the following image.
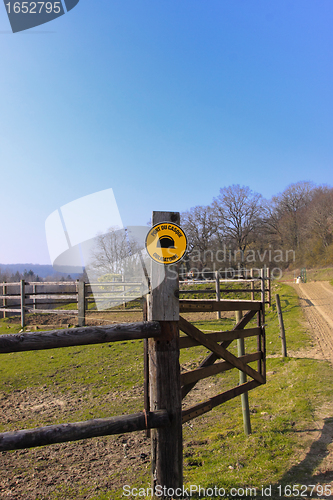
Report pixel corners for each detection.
[0,211,266,495]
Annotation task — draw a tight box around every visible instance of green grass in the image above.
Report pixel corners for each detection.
[182,356,332,483]
[0,340,143,393]
[0,317,23,335]
[1,283,332,499]
[54,302,77,310]
[266,283,311,355]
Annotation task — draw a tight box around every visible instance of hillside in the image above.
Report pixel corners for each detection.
[0,264,81,280]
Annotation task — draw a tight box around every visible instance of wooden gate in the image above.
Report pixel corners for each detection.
[179,301,265,423]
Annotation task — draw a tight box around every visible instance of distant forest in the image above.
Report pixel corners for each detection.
[0,266,74,283]
[180,181,333,274]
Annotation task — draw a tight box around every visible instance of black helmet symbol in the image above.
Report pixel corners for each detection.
[157,235,175,249]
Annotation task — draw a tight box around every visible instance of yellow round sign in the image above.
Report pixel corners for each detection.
[145,222,187,265]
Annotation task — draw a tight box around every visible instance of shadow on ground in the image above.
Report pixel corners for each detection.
[271,417,333,499]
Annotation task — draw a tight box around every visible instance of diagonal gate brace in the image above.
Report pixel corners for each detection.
[180,309,258,398]
[179,316,264,385]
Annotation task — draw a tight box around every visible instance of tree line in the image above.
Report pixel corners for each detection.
[3,181,330,284]
[0,268,42,283]
[0,268,74,283]
[180,181,333,275]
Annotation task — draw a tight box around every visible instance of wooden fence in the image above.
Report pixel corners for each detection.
[0,281,78,327]
[0,267,270,331]
[0,212,266,494]
[180,270,271,303]
[179,268,271,320]
[0,280,145,328]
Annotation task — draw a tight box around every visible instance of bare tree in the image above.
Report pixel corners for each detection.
[181,205,219,271]
[213,185,264,254]
[87,227,140,279]
[269,181,314,250]
[305,186,333,248]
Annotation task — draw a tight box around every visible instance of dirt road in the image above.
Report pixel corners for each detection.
[292,281,333,364]
[290,281,333,494]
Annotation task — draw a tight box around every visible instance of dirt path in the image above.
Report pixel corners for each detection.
[290,281,333,494]
[292,281,333,364]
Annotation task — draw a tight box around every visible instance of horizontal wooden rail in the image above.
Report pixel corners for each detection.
[179,279,263,284]
[1,302,75,307]
[179,288,259,294]
[90,295,142,300]
[0,308,77,314]
[87,282,143,287]
[180,352,262,386]
[0,294,77,300]
[0,295,19,299]
[0,321,161,353]
[86,292,140,296]
[0,308,21,313]
[86,290,140,302]
[25,308,78,315]
[180,299,262,313]
[182,380,261,423]
[86,308,143,312]
[0,302,77,314]
[0,410,169,452]
[0,282,75,286]
[88,288,142,294]
[27,293,76,298]
[179,327,261,348]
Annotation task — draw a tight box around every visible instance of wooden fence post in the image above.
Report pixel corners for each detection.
[260,269,266,328]
[267,267,271,306]
[2,284,6,319]
[33,284,36,312]
[122,275,125,308]
[77,281,85,327]
[276,294,287,357]
[143,297,150,438]
[20,280,25,328]
[85,284,89,314]
[235,310,251,436]
[215,271,221,319]
[250,269,255,301]
[260,268,265,305]
[148,211,183,495]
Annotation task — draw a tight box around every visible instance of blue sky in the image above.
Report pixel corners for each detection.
[0,0,332,264]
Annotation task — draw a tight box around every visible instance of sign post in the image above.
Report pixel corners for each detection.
[147,212,183,494]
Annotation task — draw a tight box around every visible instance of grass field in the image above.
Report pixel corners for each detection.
[0,283,332,499]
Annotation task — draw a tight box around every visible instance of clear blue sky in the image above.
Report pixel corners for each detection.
[0,0,332,265]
